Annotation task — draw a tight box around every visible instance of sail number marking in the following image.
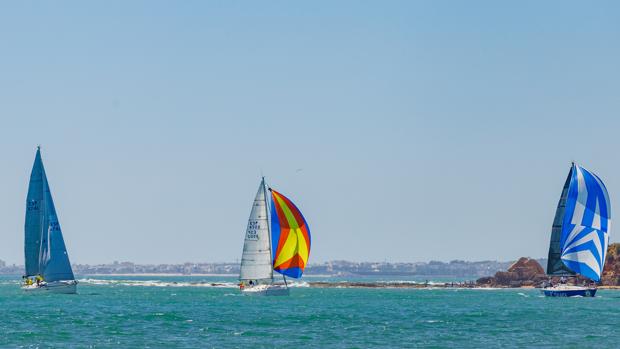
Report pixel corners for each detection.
[246,220,262,240]
[27,200,39,211]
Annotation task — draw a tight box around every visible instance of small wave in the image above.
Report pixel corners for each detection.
[422,320,444,324]
[517,292,529,297]
[287,281,310,288]
[78,278,238,288]
[371,280,428,285]
[0,278,25,286]
[469,287,502,290]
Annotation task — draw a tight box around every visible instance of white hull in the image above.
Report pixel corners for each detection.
[22,280,77,294]
[541,285,596,297]
[241,284,289,296]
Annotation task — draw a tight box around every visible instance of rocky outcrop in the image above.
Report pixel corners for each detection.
[476,257,547,287]
[478,243,620,287]
[601,243,620,286]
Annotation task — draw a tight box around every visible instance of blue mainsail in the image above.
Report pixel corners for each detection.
[24,148,74,282]
[25,150,45,277]
[559,164,611,281]
[546,166,577,276]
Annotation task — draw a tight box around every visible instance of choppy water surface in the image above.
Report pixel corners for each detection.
[1,275,619,348]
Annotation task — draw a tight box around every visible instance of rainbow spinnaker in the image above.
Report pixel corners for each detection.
[270,189,311,279]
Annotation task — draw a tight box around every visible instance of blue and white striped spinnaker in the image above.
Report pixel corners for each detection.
[560,164,611,281]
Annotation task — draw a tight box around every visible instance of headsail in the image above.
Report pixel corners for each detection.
[41,176,74,282]
[270,189,311,279]
[24,148,74,282]
[559,164,611,281]
[239,179,273,282]
[546,166,576,276]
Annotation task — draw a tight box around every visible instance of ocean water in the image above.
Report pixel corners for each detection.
[1,275,619,348]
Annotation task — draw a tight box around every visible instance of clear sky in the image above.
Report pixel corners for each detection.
[0,1,618,264]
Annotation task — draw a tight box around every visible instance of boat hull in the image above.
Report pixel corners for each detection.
[541,286,596,297]
[22,280,77,294]
[241,284,289,296]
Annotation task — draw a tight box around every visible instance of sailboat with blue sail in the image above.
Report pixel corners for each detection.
[542,163,610,297]
[239,178,311,296]
[22,147,77,294]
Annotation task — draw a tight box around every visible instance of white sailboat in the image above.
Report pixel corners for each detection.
[239,178,311,296]
[239,178,289,295]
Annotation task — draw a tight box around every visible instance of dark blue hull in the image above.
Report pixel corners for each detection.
[542,287,597,297]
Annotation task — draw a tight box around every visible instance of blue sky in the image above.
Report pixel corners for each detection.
[0,1,618,264]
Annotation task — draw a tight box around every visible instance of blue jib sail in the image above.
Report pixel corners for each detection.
[25,148,75,282]
[560,164,611,281]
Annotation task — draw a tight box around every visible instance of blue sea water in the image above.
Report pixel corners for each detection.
[1,275,619,348]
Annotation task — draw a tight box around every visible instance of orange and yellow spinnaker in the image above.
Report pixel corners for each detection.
[270,189,311,279]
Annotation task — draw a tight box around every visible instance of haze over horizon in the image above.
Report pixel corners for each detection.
[0,1,618,265]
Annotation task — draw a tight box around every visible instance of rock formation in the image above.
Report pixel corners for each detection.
[601,243,620,286]
[476,257,547,287]
[478,243,620,287]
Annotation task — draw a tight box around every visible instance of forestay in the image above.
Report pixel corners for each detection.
[559,164,611,281]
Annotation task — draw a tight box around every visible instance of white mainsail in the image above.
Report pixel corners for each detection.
[239,179,273,282]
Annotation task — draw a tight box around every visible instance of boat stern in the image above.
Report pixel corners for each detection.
[541,286,596,297]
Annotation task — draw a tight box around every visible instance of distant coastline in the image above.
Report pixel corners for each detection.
[0,260,546,279]
[0,259,534,278]
[83,273,238,277]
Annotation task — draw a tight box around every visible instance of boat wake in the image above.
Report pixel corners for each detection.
[77,278,312,289]
[78,278,239,288]
[286,281,310,288]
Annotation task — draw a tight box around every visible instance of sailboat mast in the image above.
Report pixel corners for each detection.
[262,177,274,282]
